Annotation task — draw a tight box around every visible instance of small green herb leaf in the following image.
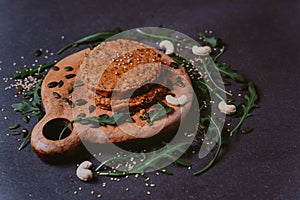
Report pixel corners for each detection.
[230,82,258,136]
[148,103,174,124]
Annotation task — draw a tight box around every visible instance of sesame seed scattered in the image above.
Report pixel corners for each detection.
[61,36,65,39]
[125,187,129,191]
[238,94,242,97]
[91,191,95,195]
[146,191,151,195]
[78,187,82,191]
[73,191,77,195]
[97,194,102,198]
[13,62,16,66]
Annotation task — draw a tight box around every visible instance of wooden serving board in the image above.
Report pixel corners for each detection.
[31,49,194,161]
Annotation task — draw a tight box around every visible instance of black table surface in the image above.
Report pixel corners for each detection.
[0,0,299,199]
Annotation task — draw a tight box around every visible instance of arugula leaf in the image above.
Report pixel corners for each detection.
[194,115,222,175]
[149,102,174,123]
[13,62,55,79]
[11,101,40,115]
[197,31,220,47]
[212,45,225,61]
[96,142,190,174]
[98,113,125,125]
[215,63,247,83]
[230,82,259,136]
[18,132,32,151]
[57,28,122,55]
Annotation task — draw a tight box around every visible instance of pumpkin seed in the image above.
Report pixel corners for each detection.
[9,123,20,130]
[51,66,60,71]
[77,113,86,118]
[241,127,254,134]
[68,101,75,108]
[57,80,64,88]
[65,74,76,79]
[34,49,42,57]
[47,81,58,88]
[23,116,29,123]
[176,77,185,87]
[170,62,179,69]
[11,131,21,135]
[79,119,91,125]
[88,105,96,113]
[67,86,73,94]
[64,66,74,71]
[62,97,69,103]
[74,81,84,87]
[52,92,61,99]
[75,99,87,106]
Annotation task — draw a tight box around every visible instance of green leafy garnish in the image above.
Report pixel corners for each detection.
[13,62,55,79]
[215,63,247,83]
[56,28,122,55]
[230,82,259,136]
[148,103,174,124]
[95,142,190,174]
[193,115,222,175]
[11,101,41,117]
[18,132,31,151]
[197,31,220,47]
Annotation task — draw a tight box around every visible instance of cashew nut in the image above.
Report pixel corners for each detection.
[192,45,211,56]
[166,95,188,106]
[76,161,93,181]
[218,101,236,115]
[159,40,174,54]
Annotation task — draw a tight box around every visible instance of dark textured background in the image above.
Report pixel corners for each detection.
[0,0,299,199]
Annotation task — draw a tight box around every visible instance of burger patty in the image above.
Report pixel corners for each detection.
[79,39,177,111]
[94,84,169,111]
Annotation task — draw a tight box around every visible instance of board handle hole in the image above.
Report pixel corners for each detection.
[43,118,73,140]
